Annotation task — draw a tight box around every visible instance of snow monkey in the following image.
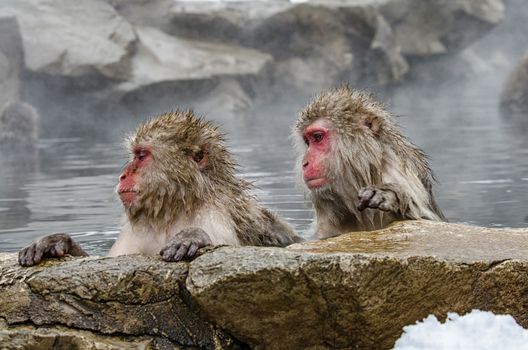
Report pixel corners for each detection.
[19,110,301,266]
[0,101,39,146]
[294,86,445,239]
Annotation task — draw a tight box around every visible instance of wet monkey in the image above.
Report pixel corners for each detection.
[294,85,445,239]
[19,110,301,266]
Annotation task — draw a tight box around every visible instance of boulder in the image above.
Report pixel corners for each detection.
[250,3,409,88]
[168,1,292,44]
[0,0,136,79]
[501,56,528,114]
[0,16,23,109]
[117,26,272,117]
[2,221,528,349]
[380,0,505,56]
[0,254,240,349]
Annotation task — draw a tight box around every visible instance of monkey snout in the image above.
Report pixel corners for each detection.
[119,173,127,181]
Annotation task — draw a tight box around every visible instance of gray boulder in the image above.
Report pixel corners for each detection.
[2,220,528,349]
[0,16,23,109]
[381,0,505,56]
[0,0,136,79]
[117,26,272,117]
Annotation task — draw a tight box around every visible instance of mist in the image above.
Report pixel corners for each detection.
[0,0,527,254]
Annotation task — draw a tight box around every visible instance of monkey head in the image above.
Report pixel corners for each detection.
[294,86,391,195]
[117,110,237,226]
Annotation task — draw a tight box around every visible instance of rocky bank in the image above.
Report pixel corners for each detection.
[1,220,528,349]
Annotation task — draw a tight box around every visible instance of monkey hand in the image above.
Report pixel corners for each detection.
[160,227,213,262]
[18,233,88,267]
[357,186,399,213]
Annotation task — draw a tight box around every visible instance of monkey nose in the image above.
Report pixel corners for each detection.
[119,173,126,181]
[302,160,309,169]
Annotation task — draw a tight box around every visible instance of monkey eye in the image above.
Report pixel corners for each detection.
[303,136,309,145]
[135,149,150,161]
[312,132,324,143]
[193,150,205,163]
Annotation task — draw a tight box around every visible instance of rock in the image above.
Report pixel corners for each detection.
[2,221,528,349]
[380,0,505,56]
[167,1,293,44]
[117,26,272,117]
[0,254,239,349]
[251,3,392,88]
[0,16,23,109]
[189,221,528,349]
[500,56,528,114]
[0,323,153,350]
[0,0,136,79]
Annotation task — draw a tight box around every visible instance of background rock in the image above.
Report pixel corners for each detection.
[0,0,507,136]
[0,16,23,109]
[0,0,136,79]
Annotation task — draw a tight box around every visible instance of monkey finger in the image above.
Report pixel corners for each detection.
[378,201,392,212]
[357,187,376,211]
[368,193,385,209]
[18,245,35,266]
[186,243,199,258]
[173,244,189,261]
[53,241,67,257]
[160,245,179,261]
[358,187,375,200]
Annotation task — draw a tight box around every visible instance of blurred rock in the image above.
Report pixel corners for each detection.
[168,1,292,44]
[0,0,507,134]
[0,16,23,109]
[500,56,528,114]
[2,221,528,349]
[0,0,136,79]
[381,0,505,56]
[117,26,272,117]
[249,3,408,91]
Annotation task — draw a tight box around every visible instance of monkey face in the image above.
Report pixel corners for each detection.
[118,146,153,207]
[300,119,333,190]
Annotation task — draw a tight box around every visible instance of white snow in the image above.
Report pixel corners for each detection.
[394,310,528,350]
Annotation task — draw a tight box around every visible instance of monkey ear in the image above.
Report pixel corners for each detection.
[362,114,381,134]
[191,145,209,171]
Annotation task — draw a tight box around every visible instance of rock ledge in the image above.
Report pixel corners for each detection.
[1,220,528,349]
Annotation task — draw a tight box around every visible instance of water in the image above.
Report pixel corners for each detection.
[1,78,527,256]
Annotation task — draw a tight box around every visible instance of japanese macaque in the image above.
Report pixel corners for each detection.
[19,110,301,266]
[294,86,445,239]
[0,101,39,146]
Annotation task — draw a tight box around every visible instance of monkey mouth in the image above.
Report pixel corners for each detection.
[304,177,327,189]
[118,190,138,206]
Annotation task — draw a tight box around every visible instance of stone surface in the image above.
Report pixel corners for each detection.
[0,16,23,109]
[118,26,272,92]
[0,254,240,349]
[501,56,528,114]
[2,221,528,349]
[380,0,505,56]
[0,0,136,79]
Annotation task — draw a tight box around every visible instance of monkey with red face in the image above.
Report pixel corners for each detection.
[294,86,445,239]
[19,110,301,266]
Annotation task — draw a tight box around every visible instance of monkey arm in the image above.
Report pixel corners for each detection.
[18,233,88,267]
[160,227,213,262]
